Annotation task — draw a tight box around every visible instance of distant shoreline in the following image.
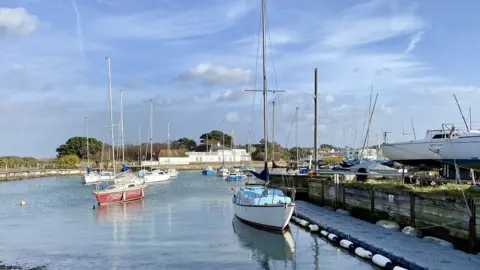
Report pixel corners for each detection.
[0,161,267,181]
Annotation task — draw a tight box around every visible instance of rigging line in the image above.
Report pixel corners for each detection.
[446,135,473,217]
[265,8,280,95]
[285,110,297,149]
[250,4,263,145]
[318,105,340,125]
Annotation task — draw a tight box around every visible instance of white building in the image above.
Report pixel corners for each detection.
[186,149,251,163]
[341,147,378,160]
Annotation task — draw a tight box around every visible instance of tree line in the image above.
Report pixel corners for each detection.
[51,131,338,165]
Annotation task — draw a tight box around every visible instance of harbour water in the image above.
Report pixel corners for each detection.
[0,171,379,269]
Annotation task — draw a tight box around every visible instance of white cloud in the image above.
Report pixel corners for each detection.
[0,7,38,35]
[322,15,422,49]
[225,111,240,123]
[182,63,251,86]
[92,0,256,40]
[405,31,424,54]
[216,89,248,102]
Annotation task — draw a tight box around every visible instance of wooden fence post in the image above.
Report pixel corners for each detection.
[468,197,477,252]
[321,180,325,206]
[370,187,375,222]
[410,192,416,227]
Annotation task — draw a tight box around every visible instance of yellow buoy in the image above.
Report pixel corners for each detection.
[20,200,25,206]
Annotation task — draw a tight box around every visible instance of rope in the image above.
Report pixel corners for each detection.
[416,218,465,230]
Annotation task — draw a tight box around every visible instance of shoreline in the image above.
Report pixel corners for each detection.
[0,161,266,181]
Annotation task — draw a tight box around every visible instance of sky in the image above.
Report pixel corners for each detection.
[1,0,480,158]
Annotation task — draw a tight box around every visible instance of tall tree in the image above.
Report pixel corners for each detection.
[56,137,103,159]
[175,137,197,149]
[200,130,232,146]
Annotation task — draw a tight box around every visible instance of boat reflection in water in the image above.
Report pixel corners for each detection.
[232,217,296,263]
[95,199,145,223]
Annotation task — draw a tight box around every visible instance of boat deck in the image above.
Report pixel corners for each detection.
[294,200,480,270]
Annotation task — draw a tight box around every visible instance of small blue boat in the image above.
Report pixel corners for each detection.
[202,166,215,176]
[227,172,247,181]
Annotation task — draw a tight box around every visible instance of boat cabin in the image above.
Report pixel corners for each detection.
[234,187,292,205]
[424,129,459,140]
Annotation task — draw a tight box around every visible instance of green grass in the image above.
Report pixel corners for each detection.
[343,179,480,198]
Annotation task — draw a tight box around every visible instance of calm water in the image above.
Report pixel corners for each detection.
[0,171,379,270]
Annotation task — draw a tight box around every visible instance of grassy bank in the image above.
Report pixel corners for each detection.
[344,179,480,198]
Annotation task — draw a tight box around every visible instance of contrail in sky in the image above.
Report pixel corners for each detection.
[71,0,85,58]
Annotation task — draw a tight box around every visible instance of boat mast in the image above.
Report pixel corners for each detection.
[149,99,153,161]
[85,117,90,167]
[295,107,299,170]
[167,120,171,160]
[222,121,225,167]
[138,125,142,166]
[120,90,125,164]
[106,56,116,175]
[272,100,275,162]
[261,0,269,183]
[314,68,318,170]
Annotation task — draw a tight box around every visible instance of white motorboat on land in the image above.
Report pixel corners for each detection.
[142,169,171,183]
[381,128,453,168]
[438,127,480,169]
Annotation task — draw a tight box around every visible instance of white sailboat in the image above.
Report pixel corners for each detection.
[217,122,229,177]
[92,56,146,204]
[83,115,114,184]
[232,0,295,231]
[142,99,171,183]
[381,127,457,168]
[437,126,480,169]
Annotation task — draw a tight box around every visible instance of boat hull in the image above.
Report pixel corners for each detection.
[217,169,229,177]
[233,202,295,231]
[143,174,170,183]
[227,175,247,181]
[167,169,179,178]
[202,170,215,176]
[440,136,480,169]
[93,187,145,205]
[380,142,443,168]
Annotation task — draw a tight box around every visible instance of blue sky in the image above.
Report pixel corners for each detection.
[1,0,480,158]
